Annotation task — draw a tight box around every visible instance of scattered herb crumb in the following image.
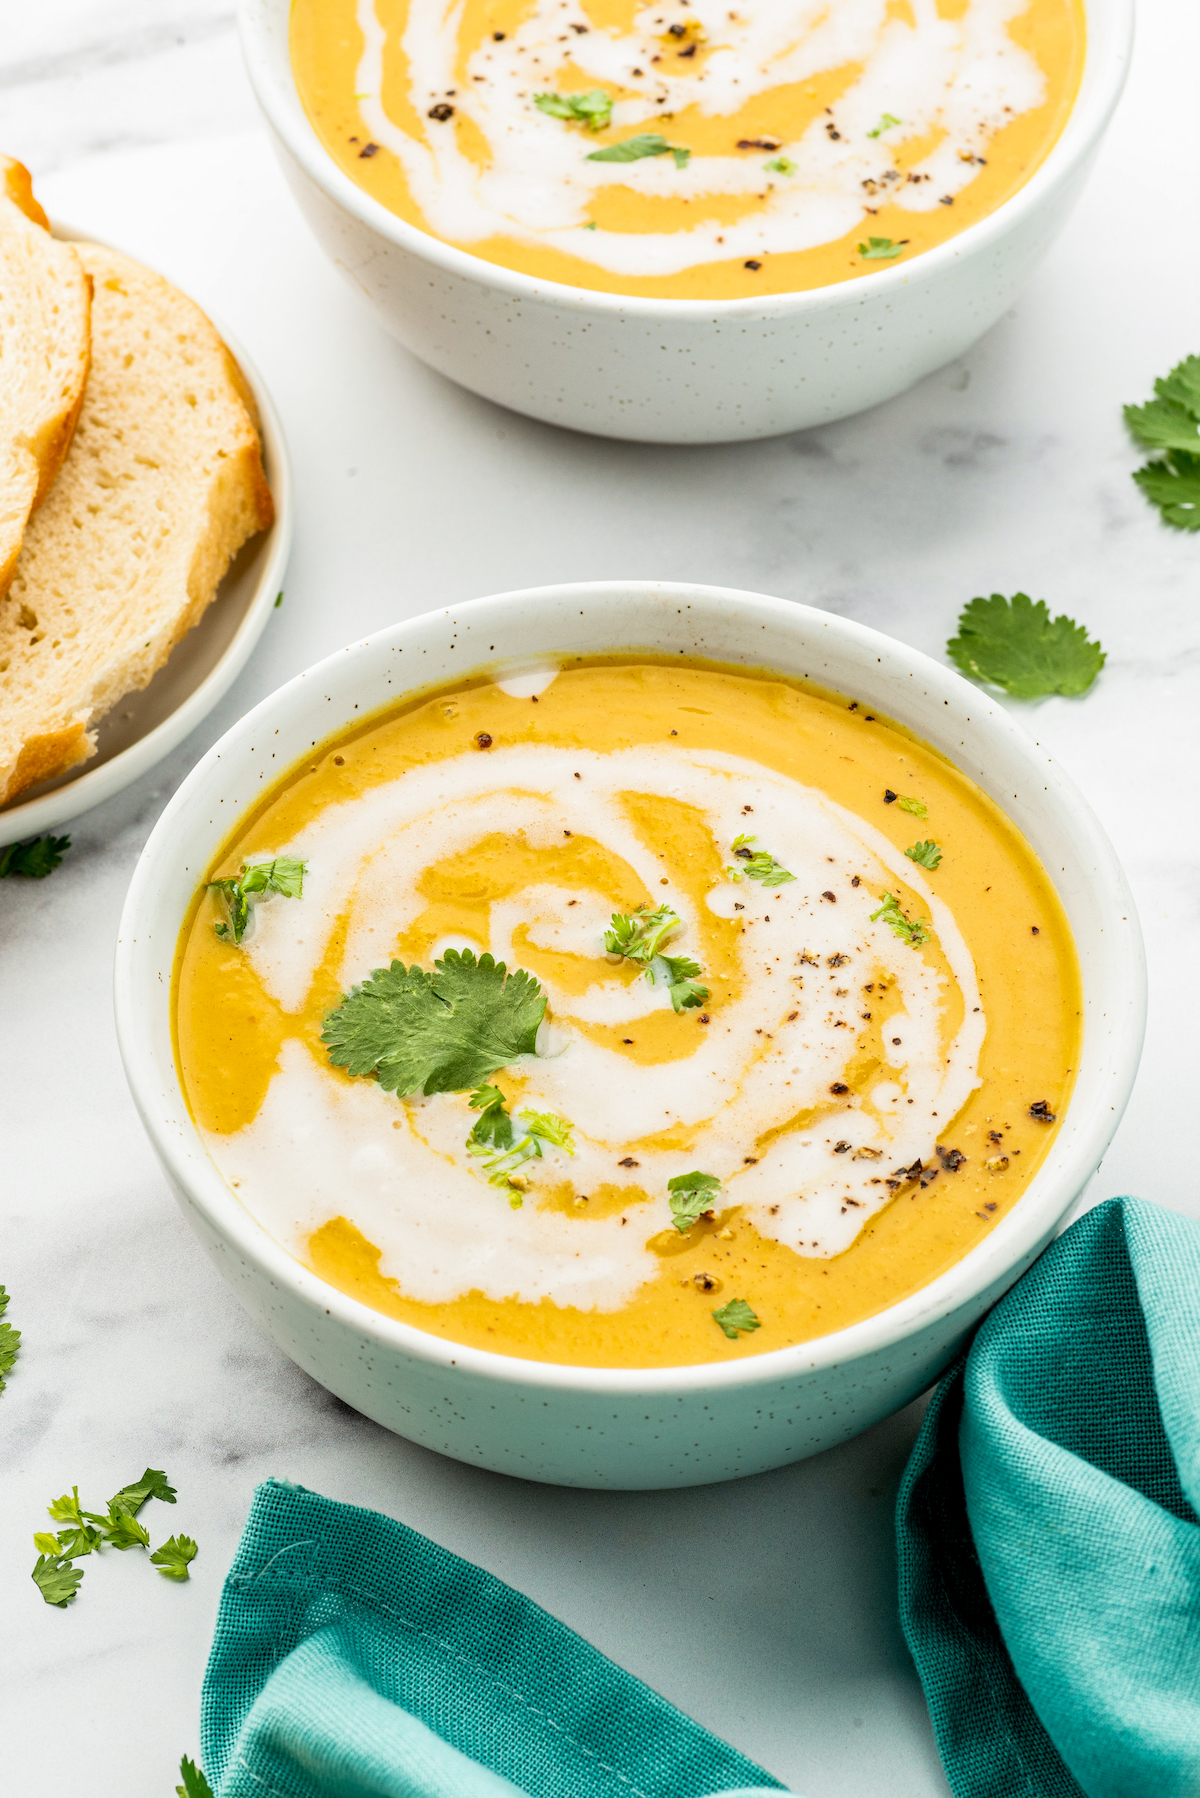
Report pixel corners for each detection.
[871,892,930,948]
[905,840,942,870]
[725,834,795,886]
[857,236,906,260]
[765,156,797,175]
[31,1468,190,1606]
[534,88,613,131]
[867,113,903,137]
[668,1171,722,1232]
[605,906,709,1011]
[712,1298,761,1340]
[209,856,307,944]
[947,593,1105,698]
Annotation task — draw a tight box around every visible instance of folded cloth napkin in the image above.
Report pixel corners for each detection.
[897,1196,1200,1798]
[201,1478,788,1798]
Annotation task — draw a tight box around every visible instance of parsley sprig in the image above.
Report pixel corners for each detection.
[178,1756,215,1798]
[604,906,709,1012]
[535,89,612,131]
[31,1468,192,1606]
[587,133,691,169]
[324,950,546,1096]
[871,892,930,948]
[725,833,795,886]
[712,1299,761,1340]
[0,833,69,878]
[0,1286,19,1393]
[208,856,307,944]
[465,1085,575,1194]
[947,593,1105,698]
[905,840,942,870]
[857,236,906,260]
[668,1170,722,1232]
[1126,354,1200,529]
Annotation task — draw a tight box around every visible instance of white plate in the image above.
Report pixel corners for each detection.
[0,225,292,847]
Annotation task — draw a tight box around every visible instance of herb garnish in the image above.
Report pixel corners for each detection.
[0,1286,19,1393]
[208,856,307,944]
[324,951,547,1097]
[1125,355,1200,529]
[712,1298,761,1339]
[871,892,930,948]
[884,791,928,817]
[905,840,942,870]
[765,155,797,175]
[178,1756,215,1798]
[0,833,70,878]
[465,1085,575,1192]
[857,236,905,260]
[867,113,902,137]
[31,1468,190,1606]
[535,89,613,131]
[605,906,710,1011]
[587,134,691,168]
[947,593,1105,698]
[725,833,795,886]
[668,1170,722,1232]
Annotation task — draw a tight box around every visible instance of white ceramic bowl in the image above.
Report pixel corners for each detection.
[0,231,292,848]
[114,582,1145,1489]
[239,0,1131,444]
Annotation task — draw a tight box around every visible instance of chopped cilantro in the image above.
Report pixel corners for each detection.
[0,833,70,878]
[905,840,942,870]
[151,1534,198,1581]
[668,1170,722,1232]
[1126,355,1200,530]
[895,795,928,818]
[535,88,613,131]
[209,856,307,944]
[725,833,795,887]
[867,113,902,137]
[765,156,796,175]
[857,236,905,260]
[0,1285,20,1392]
[871,892,930,948]
[587,133,691,167]
[605,907,710,1012]
[947,593,1105,698]
[323,950,546,1097]
[712,1298,761,1339]
[32,1553,84,1608]
[467,1084,514,1152]
[113,1468,177,1511]
[466,1090,575,1188]
[178,1756,215,1798]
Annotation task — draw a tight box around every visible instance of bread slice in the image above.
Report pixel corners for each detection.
[0,242,274,805]
[0,157,91,597]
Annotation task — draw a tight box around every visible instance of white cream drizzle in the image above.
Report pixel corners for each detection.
[351,0,1047,277]
[202,733,985,1312]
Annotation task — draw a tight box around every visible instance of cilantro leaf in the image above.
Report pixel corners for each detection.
[905,840,942,870]
[1123,397,1200,453]
[323,950,547,1097]
[467,1085,514,1152]
[114,1468,178,1513]
[712,1298,761,1340]
[535,89,612,131]
[47,1486,87,1528]
[883,792,927,817]
[32,1552,84,1607]
[765,156,796,175]
[655,953,709,1012]
[40,1523,101,1558]
[0,1285,20,1392]
[0,834,70,879]
[725,833,795,886]
[209,856,307,944]
[857,236,905,260]
[668,1170,722,1232]
[867,112,902,137]
[871,892,930,948]
[178,1756,215,1798]
[587,133,690,166]
[520,1109,576,1152]
[947,593,1105,698]
[467,1103,575,1188]
[151,1534,198,1581]
[102,1503,151,1551]
[1132,449,1200,531]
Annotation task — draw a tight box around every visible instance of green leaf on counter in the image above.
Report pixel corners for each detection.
[0,834,70,878]
[0,1285,20,1391]
[151,1534,198,1581]
[947,593,1105,698]
[177,1754,215,1798]
[32,1553,85,1607]
[1125,356,1200,529]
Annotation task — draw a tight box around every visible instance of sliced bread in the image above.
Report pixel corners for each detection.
[0,156,92,596]
[0,242,274,805]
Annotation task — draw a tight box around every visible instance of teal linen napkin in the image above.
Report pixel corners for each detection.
[201,1478,787,1798]
[897,1195,1200,1798]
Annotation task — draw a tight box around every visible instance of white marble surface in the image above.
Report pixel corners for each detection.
[2,2,1198,1792]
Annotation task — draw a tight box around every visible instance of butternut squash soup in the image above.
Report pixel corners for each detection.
[174,660,1080,1367]
[291,0,1086,301]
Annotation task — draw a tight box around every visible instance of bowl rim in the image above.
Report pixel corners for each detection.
[114,579,1147,1397]
[0,223,294,848]
[238,0,1134,321]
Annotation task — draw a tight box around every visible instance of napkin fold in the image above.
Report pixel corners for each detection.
[201,1479,787,1798]
[897,1195,1200,1798]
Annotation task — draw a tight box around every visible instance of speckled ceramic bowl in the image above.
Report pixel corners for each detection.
[114,581,1145,1488]
[238,0,1131,443]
